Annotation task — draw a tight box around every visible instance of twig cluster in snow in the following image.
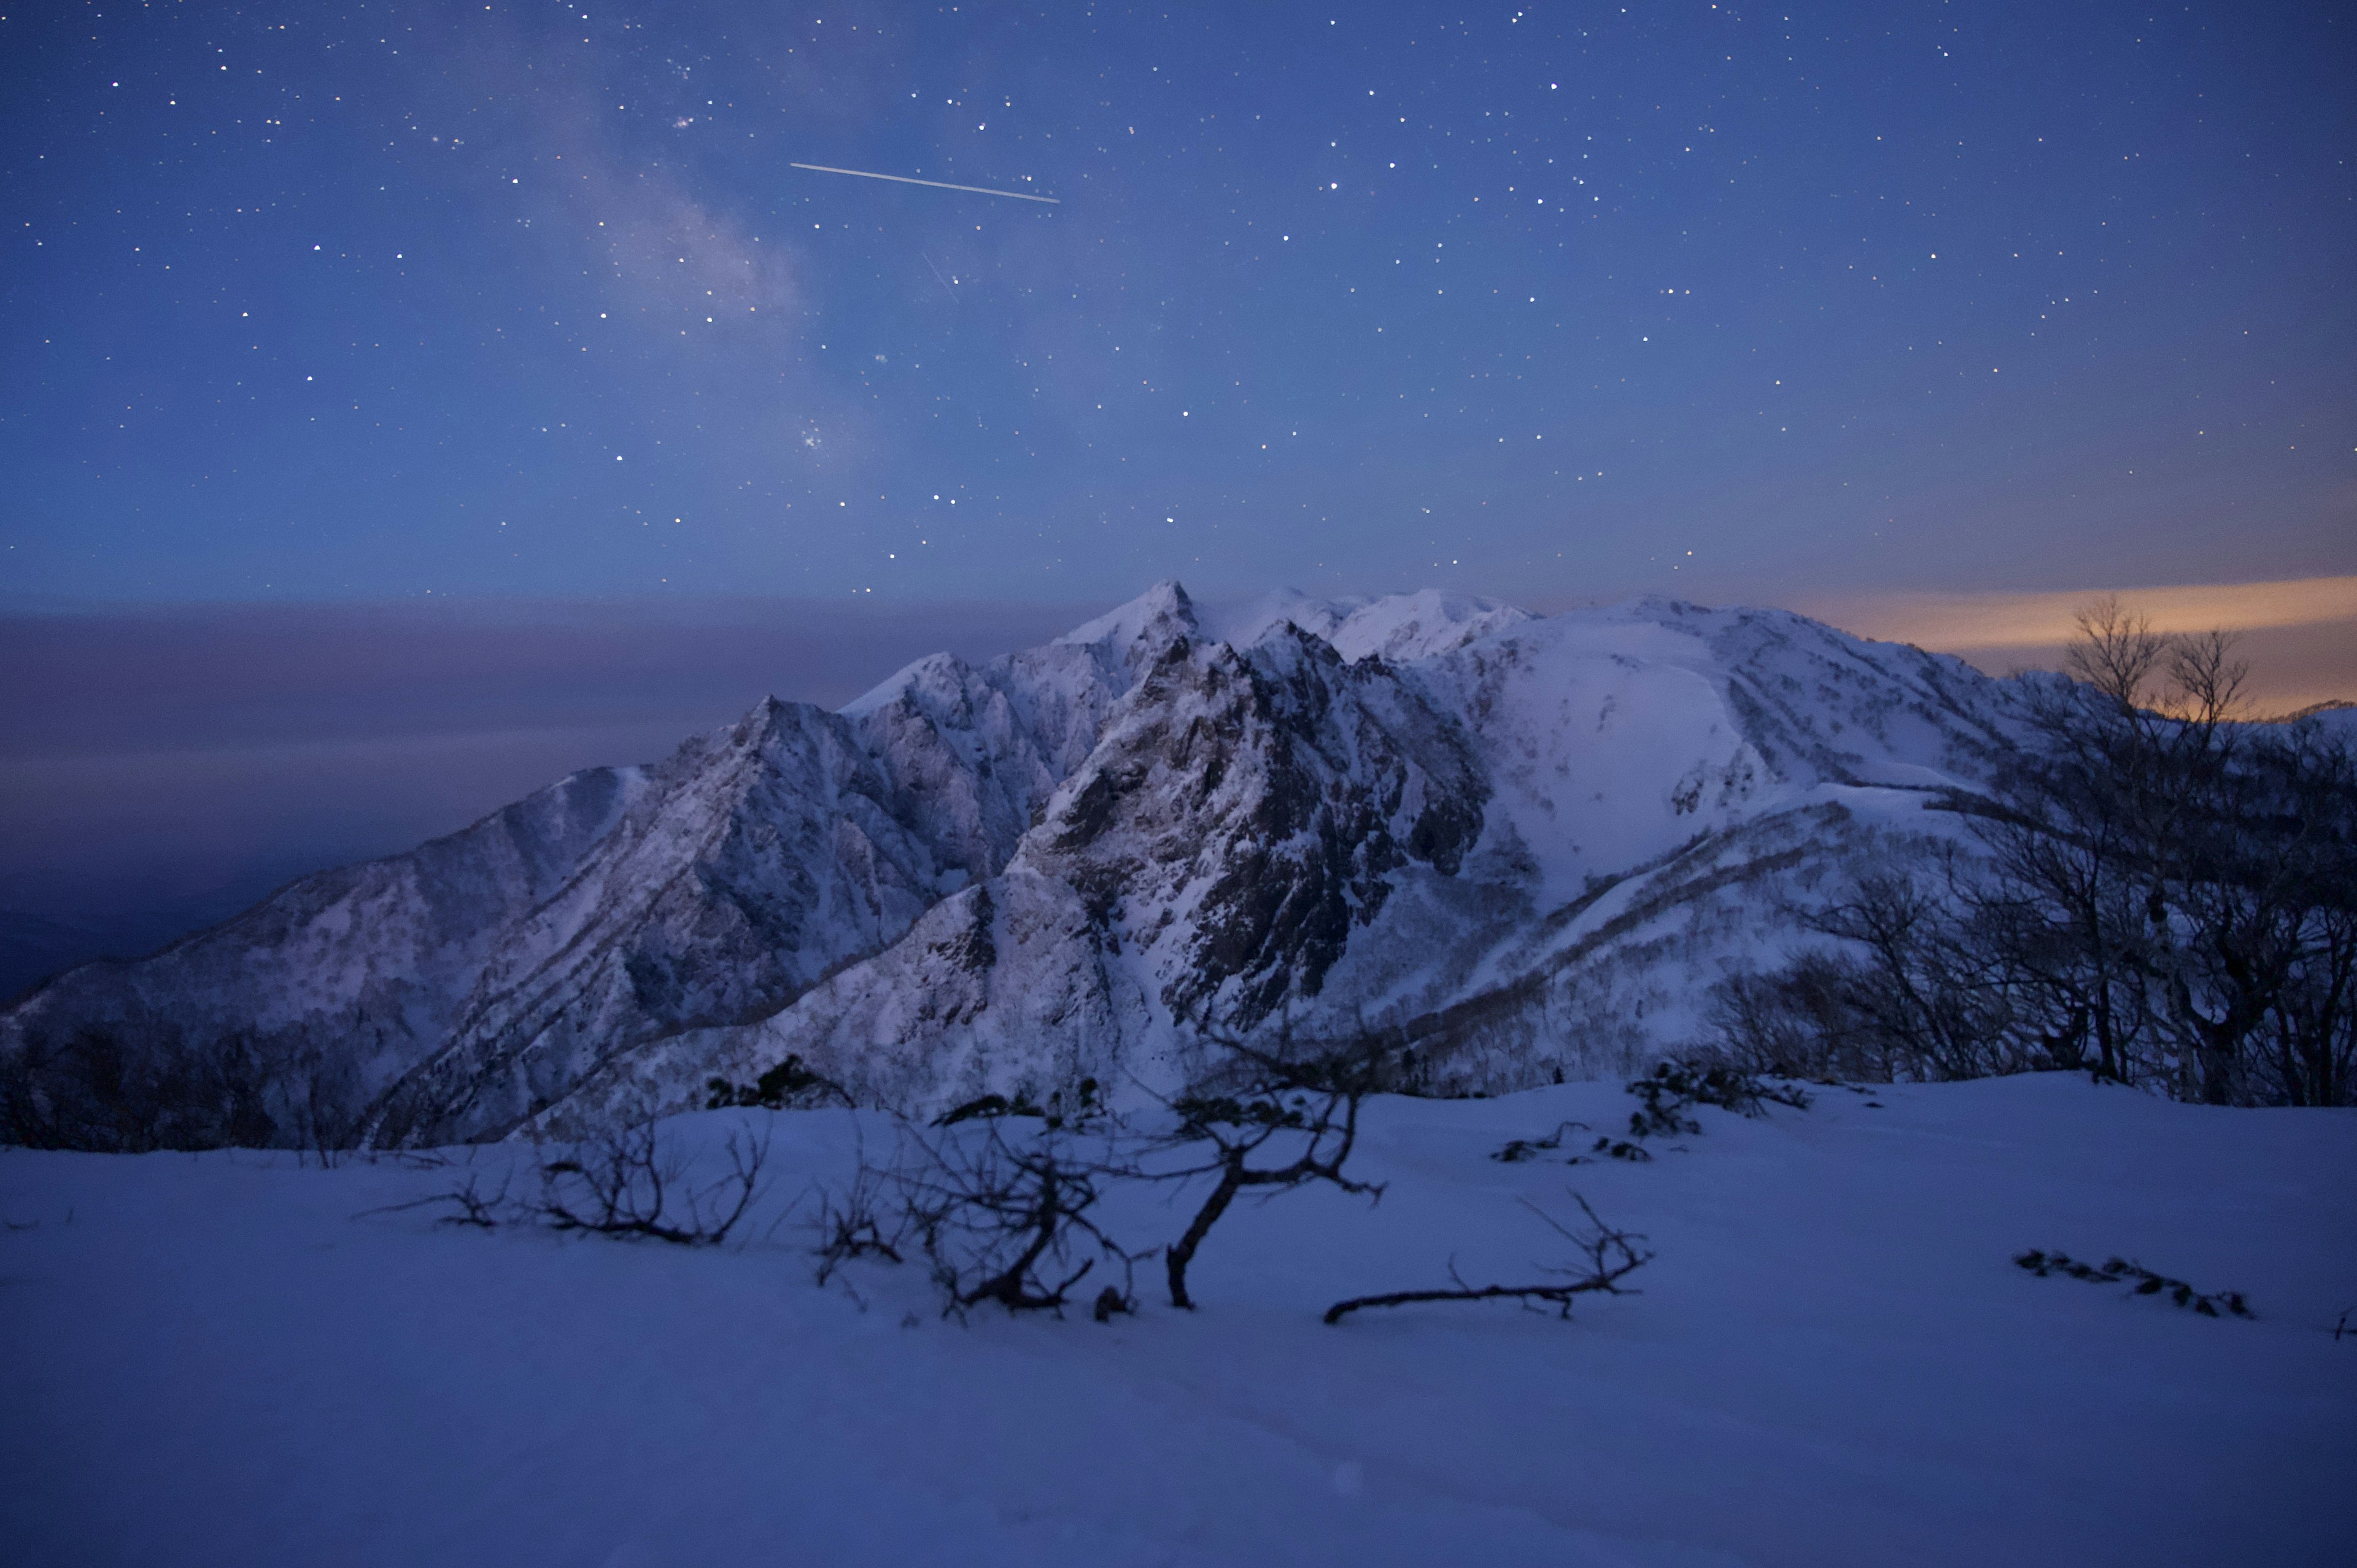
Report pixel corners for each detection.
[890,1116,1146,1321]
[401,1119,770,1247]
[810,1154,910,1286]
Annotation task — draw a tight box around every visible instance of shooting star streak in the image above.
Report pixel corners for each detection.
[790,163,1060,204]
[921,252,960,303]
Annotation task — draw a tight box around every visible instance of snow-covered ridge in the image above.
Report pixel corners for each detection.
[1198,585,1537,665]
[1,581,2027,1145]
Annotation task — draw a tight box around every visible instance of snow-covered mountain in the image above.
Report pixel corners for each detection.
[0,582,2023,1145]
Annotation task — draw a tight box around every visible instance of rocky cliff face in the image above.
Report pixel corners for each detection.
[0,582,2024,1146]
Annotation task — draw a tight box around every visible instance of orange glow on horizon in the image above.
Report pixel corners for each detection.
[1799,575,2357,651]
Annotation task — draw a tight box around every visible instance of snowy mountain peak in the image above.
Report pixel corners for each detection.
[2,583,2038,1146]
[1053,577,1200,654]
[1206,587,1535,666]
[1335,590,1534,663]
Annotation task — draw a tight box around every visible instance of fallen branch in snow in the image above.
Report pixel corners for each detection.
[358,1166,513,1229]
[2013,1249,2254,1318]
[1323,1193,1652,1326]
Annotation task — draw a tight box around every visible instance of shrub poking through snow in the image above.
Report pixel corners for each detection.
[810,1155,912,1289]
[1488,1121,1589,1163]
[398,1118,769,1246]
[1323,1192,1652,1325]
[1494,1059,1810,1167]
[929,1078,1106,1132]
[930,1091,1045,1127]
[2013,1249,2254,1318]
[807,1108,1145,1318]
[1616,1059,1811,1154]
[1629,1059,1812,1127]
[533,1121,768,1245]
[892,1117,1146,1320]
[705,1054,851,1111]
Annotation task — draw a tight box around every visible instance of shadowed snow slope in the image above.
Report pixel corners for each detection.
[4,581,2026,1143]
[1,1075,2350,1566]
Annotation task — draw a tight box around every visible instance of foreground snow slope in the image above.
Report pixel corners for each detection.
[4,1075,2350,1567]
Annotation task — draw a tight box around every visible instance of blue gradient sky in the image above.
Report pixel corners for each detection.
[7,0,2351,608]
[4,1,2355,986]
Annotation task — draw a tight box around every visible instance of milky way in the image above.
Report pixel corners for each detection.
[4,1,2351,606]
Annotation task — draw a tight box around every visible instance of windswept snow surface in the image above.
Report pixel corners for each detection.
[4,1075,2351,1567]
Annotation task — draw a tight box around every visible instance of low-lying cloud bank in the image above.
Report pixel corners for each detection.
[0,597,1096,996]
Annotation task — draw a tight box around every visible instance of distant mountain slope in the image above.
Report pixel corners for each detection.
[2,582,2026,1146]
[547,592,2023,1134]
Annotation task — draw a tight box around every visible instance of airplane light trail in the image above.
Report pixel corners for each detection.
[788,163,1060,204]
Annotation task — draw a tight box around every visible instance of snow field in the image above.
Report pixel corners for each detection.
[3,1073,2351,1567]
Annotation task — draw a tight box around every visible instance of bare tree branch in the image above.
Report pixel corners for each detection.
[1323,1193,1652,1325]
[1145,1027,1397,1310]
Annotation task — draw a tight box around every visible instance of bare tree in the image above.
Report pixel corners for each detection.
[1150,1030,1394,1311]
[2064,595,2170,714]
[1708,596,2356,1108]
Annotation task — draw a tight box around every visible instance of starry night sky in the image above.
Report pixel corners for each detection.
[7,0,2352,610]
